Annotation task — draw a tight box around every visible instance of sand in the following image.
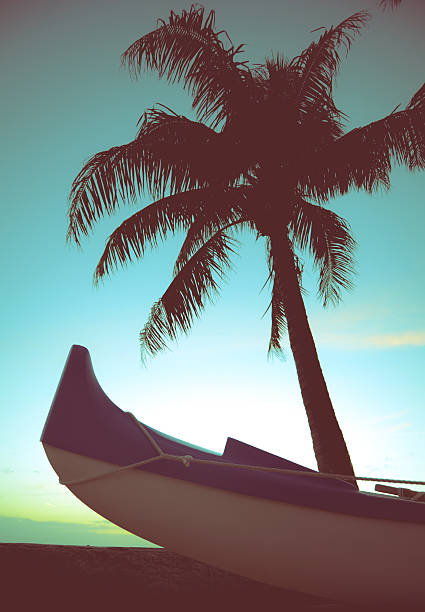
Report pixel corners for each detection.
[0,543,406,611]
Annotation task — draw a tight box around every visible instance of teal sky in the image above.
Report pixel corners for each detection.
[1,0,424,546]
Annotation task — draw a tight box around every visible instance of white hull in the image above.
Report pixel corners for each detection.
[44,442,425,605]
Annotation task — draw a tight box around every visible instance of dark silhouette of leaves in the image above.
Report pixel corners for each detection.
[379,0,403,10]
[139,230,237,360]
[68,5,424,480]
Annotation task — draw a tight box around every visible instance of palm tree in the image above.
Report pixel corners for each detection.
[67,6,424,484]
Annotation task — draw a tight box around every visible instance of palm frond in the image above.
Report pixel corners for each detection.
[68,141,144,245]
[140,230,237,360]
[267,276,288,358]
[122,4,248,128]
[263,237,291,358]
[290,199,356,306]
[137,107,244,187]
[292,12,369,125]
[172,186,249,275]
[342,105,425,177]
[93,188,222,283]
[302,82,425,201]
[408,83,425,111]
[379,0,403,10]
[68,109,236,244]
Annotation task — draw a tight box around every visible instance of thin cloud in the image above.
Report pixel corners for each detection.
[383,422,412,434]
[318,330,425,349]
[365,410,408,427]
[364,331,425,348]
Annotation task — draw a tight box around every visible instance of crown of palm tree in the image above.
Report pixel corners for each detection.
[67,5,424,362]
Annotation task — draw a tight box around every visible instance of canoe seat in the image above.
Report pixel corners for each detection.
[375,484,425,502]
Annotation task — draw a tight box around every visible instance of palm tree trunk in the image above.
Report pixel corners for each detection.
[274,236,358,488]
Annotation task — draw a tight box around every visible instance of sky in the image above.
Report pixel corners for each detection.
[1,0,424,546]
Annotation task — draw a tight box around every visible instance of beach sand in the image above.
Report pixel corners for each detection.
[0,543,406,611]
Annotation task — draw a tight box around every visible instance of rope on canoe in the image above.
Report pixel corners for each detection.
[59,412,425,493]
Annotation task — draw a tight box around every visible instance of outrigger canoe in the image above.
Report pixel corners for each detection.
[41,345,425,605]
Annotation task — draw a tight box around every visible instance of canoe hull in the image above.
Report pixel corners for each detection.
[44,442,425,605]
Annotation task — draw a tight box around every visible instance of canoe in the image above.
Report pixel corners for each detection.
[41,345,425,605]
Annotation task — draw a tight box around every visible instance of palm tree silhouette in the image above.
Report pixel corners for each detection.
[68,6,424,484]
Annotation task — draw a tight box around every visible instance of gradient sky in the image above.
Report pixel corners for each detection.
[1,0,424,546]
